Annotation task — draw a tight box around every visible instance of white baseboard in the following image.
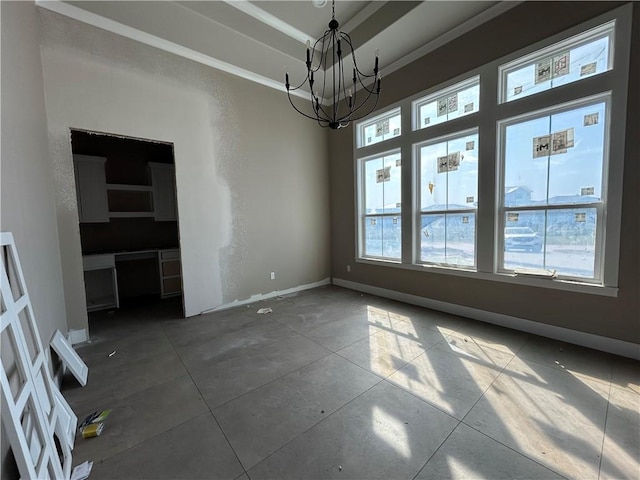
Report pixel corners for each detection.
[332,278,640,360]
[67,328,89,345]
[201,277,332,314]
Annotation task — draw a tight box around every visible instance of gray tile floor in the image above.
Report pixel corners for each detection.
[63,286,640,480]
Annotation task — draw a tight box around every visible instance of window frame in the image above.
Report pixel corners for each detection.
[356,107,402,149]
[412,75,480,131]
[496,93,611,283]
[498,20,616,104]
[414,127,479,270]
[357,148,403,262]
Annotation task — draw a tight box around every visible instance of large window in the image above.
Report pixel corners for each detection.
[354,5,630,294]
[417,130,478,268]
[499,96,608,280]
[359,150,402,260]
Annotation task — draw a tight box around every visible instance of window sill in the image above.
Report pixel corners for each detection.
[356,257,618,297]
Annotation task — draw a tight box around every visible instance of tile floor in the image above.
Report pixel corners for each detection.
[63,286,640,480]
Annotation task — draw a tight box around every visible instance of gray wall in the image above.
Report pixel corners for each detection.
[1,2,69,477]
[329,2,640,345]
[37,7,330,332]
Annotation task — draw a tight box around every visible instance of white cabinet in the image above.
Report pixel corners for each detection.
[105,183,154,218]
[73,155,109,223]
[158,249,181,298]
[149,163,177,221]
[74,158,177,222]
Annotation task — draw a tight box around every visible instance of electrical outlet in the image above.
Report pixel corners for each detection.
[346,265,351,272]
[270,272,275,280]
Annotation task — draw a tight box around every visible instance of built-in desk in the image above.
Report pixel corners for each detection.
[82,254,119,312]
[82,248,181,312]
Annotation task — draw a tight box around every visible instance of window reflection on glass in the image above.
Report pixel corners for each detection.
[415,78,479,131]
[420,132,478,211]
[418,131,478,268]
[359,111,402,148]
[362,152,402,260]
[420,213,475,267]
[503,209,597,278]
[503,23,613,102]
[504,102,606,207]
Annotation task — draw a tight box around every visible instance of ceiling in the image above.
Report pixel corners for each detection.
[38,1,518,100]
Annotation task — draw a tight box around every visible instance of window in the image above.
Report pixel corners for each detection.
[417,130,478,268]
[359,150,402,260]
[354,5,630,294]
[357,108,401,148]
[499,96,608,280]
[413,76,480,130]
[499,21,614,103]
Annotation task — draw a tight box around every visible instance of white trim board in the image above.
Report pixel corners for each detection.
[332,277,640,360]
[224,0,311,45]
[200,277,331,315]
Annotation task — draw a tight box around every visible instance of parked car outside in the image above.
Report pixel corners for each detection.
[504,226,542,252]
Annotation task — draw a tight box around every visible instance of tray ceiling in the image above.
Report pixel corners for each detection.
[38,1,518,99]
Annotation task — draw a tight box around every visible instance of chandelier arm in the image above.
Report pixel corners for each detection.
[341,33,374,79]
[287,77,313,92]
[336,32,345,124]
[340,93,380,124]
[317,39,331,117]
[332,30,338,125]
[314,101,333,123]
[315,98,333,120]
[355,79,378,94]
[311,73,333,121]
[336,92,373,123]
[286,91,331,122]
[311,32,330,74]
[335,76,379,123]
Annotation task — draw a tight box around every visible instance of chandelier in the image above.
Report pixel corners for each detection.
[285,0,381,129]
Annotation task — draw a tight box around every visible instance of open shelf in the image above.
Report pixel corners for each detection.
[109,212,155,218]
[106,183,153,192]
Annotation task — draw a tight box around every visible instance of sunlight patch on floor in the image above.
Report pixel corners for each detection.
[372,405,411,459]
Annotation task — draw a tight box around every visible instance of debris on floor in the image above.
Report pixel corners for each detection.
[79,409,111,429]
[71,460,93,480]
[81,423,104,438]
[257,307,273,314]
[108,350,116,357]
[79,409,111,438]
